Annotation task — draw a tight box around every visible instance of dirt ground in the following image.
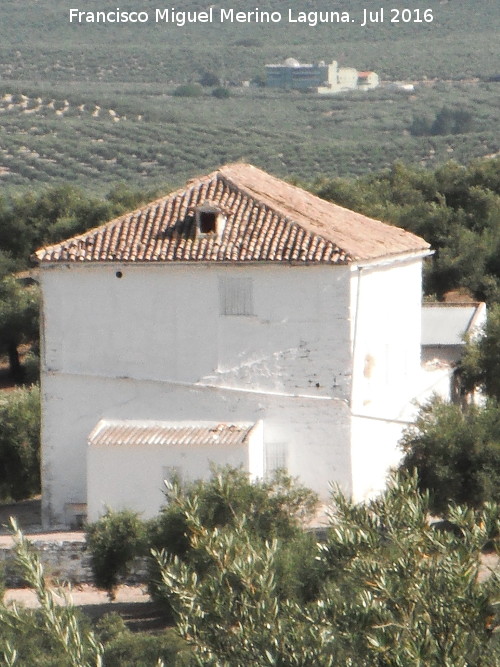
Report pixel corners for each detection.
[3,585,168,631]
[0,498,169,631]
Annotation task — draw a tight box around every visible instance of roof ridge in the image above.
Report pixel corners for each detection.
[217,168,352,261]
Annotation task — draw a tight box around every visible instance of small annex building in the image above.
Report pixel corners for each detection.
[35,163,433,528]
[421,301,486,365]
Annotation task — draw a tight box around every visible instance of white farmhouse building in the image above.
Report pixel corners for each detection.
[35,164,432,528]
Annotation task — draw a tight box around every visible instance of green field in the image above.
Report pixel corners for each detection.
[0,0,498,192]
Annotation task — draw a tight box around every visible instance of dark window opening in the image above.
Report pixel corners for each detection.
[199,211,217,234]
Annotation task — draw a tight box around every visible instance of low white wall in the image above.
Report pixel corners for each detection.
[350,415,407,502]
[87,435,261,522]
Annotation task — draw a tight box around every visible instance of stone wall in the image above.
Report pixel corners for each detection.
[0,535,148,587]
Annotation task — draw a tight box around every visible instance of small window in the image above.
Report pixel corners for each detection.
[266,442,288,477]
[219,276,254,316]
[196,204,226,237]
[199,210,217,234]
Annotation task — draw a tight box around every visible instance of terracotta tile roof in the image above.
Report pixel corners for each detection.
[88,419,256,447]
[34,163,429,265]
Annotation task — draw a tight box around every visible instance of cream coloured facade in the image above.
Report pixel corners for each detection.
[36,164,431,527]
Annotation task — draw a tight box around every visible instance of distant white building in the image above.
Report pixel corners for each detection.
[266,58,379,93]
[357,71,380,91]
[36,163,433,528]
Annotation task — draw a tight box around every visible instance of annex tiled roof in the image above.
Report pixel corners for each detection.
[88,420,256,448]
[35,163,430,264]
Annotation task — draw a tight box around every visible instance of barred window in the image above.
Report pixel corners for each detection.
[266,442,288,477]
[219,276,254,316]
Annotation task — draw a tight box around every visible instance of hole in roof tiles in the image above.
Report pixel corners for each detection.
[115,271,123,279]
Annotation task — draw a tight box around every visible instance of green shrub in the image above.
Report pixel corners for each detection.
[198,70,220,87]
[148,467,318,612]
[146,467,318,607]
[172,83,203,98]
[273,530,326,604]
[96,614,191,667]
[211,87,230,99]
[148,467,318,557]
[86,509,147,597]
[0,385,40,501]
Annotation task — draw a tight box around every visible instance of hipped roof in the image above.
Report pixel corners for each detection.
[35,163,429,265]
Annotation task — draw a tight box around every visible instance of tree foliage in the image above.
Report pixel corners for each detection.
[86,509,148,598]
[3,474,500,665]
[460,303,500,400]
[399,398,500,513]
[172,84,203,98]
[157,473,500,665]
[313,158,500,302]
[0,184,154,268]
[0,275,39,378]
[85,468,318,605]
[149,467,318,550]
[198,71,220,87]
[211,86,230,99]
[147,468,320,610]
[0,385,40,501]
[411,106,474,136]
[0,520,104,667]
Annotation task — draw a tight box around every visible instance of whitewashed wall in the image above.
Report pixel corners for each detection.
[350,415,409,502]
[349,258,424,500]
[87,421,264,521]
[40,263,354,526]
[350,259,423,419]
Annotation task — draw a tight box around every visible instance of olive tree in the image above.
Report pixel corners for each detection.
[157,473,500,666]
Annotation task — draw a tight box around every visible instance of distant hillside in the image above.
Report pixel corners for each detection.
[0,0,498,83]
[0,0,497,192]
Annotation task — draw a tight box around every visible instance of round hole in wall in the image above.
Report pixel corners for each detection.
[115,271,123,279]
